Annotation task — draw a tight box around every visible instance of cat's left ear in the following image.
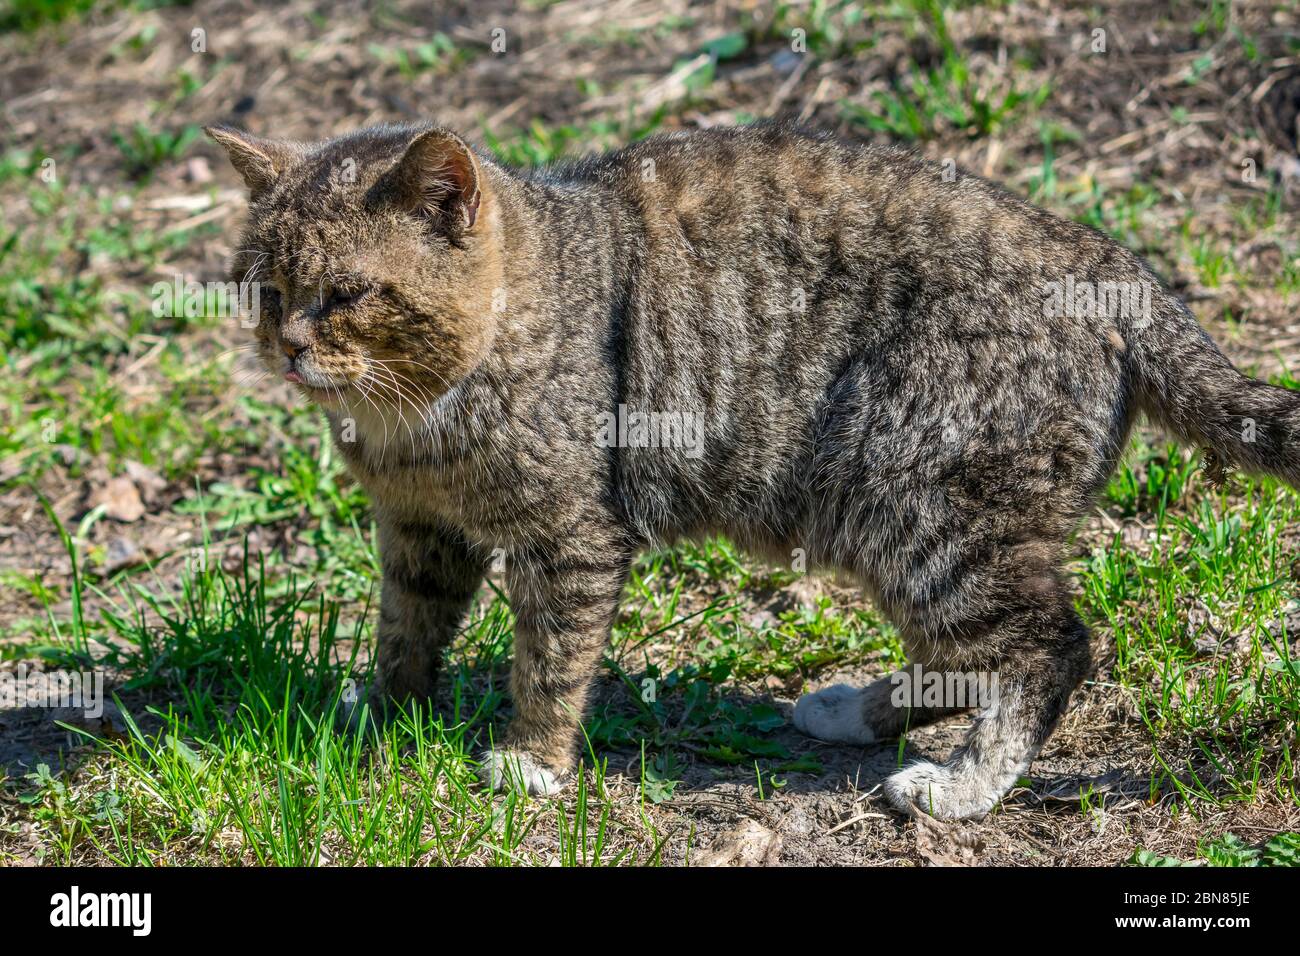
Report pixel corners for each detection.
[382,128,484,239]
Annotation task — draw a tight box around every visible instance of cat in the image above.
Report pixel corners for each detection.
[206,121,1300,820]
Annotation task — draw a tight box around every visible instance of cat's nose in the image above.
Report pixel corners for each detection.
[280,337,308,359]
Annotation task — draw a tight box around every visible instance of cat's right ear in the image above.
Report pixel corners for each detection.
[204,126,299,199]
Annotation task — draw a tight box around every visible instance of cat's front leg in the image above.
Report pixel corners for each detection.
[370,519,486,708]
[480,536,631,796]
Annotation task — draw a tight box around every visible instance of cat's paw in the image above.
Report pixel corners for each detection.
[479,749,566,797]
[883,760,1002,820]
[793,683,877,745]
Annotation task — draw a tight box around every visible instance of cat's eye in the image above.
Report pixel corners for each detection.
[323,286,370,312]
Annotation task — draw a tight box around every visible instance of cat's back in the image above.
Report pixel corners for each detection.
[545,122,1111,278]
[564,123,896,235]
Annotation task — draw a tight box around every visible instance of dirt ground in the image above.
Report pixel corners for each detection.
[2,0,1299,865]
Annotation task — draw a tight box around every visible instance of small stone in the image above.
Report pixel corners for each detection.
[104,537,143,574]
[124,460,167,504]
[91,475,145,522]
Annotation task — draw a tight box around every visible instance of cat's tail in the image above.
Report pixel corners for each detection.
[1130,289,1300,489]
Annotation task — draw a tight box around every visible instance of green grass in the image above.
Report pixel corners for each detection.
[0,174,238,486]
[111,122,200,180]
[15,518,670,865]
[9,501,892,861]
[481,112,670,168]
[0,0,97,32]
[761,0,872,59]
[0,0,191,34]
[842,0,1050,140]
[1133,830,1300,867]
[1086,421,1300,807]
[367,34,469,79]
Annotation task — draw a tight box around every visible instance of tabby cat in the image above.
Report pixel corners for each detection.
[207,121,1299,819]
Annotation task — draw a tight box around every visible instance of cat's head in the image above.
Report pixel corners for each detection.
[206,123,503,412]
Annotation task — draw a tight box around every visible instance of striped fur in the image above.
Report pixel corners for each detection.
[210,122,1299,817]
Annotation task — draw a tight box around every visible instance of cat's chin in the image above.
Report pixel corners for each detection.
[293,381,349,407]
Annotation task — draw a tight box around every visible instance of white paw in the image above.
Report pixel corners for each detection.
[883,760,1001,820]
[793,683,876,745]
[479,749,566,797]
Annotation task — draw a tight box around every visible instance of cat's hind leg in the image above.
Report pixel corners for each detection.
[794,671,968,745]
[882,595,1091,820]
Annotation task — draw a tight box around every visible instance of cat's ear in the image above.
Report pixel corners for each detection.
[383,128,484,239]
[204,126,299,199]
